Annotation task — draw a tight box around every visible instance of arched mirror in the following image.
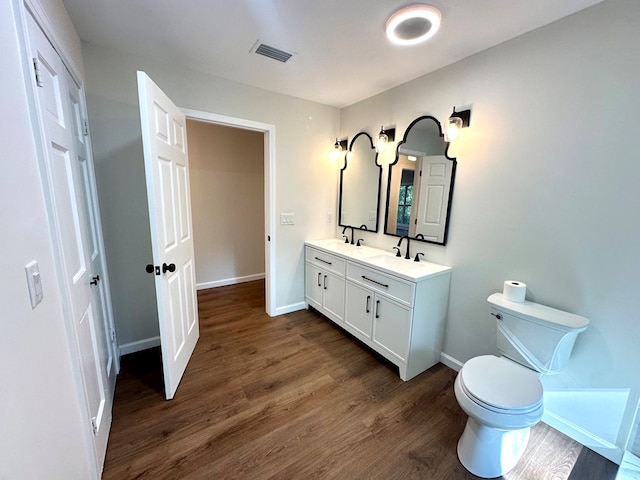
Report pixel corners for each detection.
[339,132,382,231]
[384,116,456,245]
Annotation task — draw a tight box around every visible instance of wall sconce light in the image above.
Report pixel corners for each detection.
[330,138,348,160]
[375,126,396,153]
[444,107,471,142]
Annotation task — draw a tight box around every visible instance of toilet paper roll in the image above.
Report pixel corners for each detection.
[503,280,526,302]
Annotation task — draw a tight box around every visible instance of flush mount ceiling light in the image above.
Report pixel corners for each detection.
[386,5,442,46]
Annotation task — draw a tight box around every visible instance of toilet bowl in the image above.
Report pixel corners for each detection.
[454,355,543,478]
[453,293,589,478]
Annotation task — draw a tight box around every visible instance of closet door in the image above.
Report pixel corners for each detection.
[26,12,113,471]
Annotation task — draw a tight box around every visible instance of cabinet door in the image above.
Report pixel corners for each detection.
[373,297,411,362]
[323,270,345,322]
[345,282,373,339]
[305,262,323,310]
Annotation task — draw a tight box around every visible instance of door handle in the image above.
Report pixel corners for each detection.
[317,272,322,287]
[146,264,160,275]
[375,300,380,319]
[366,295,371,313]
[162,263,176,274]
[90,275,100,286]
[323,275,327,290]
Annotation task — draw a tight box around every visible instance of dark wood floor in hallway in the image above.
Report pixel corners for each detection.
[102,280,617,479]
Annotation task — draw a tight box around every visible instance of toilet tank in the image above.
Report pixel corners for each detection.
[488,293,589,374]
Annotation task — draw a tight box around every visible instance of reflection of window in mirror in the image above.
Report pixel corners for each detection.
[396,169,414,236]
[386,155,417,237]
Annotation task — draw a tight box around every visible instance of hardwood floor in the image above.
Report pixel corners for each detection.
[102,280,617,479]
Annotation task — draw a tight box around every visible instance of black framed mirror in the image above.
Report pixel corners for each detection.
[384,116,456,245]
[339,132,382,232]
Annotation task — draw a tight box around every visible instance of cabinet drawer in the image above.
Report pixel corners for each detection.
[305,247,346,276]
[347,262,414,305]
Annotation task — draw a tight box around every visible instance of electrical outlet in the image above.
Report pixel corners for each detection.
[326,212,333,223]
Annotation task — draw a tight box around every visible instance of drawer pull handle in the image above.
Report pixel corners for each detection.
[361,275,389,289]
[315,257,332,265]
[323,275,327,290]
[366,295,371,313]
[375,300,380,319]
[317,272,322,287]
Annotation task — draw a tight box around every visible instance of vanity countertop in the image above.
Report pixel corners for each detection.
[305,239,451,282]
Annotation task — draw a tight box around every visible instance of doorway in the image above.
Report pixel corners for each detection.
[182,108,276,317]
[186,120,265,293]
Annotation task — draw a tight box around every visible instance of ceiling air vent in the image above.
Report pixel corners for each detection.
[252,42,294,63]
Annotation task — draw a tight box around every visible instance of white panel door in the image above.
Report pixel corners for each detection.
[65,70,118,388]
[137,71,199,400]
[415,155,453,242]
[26,12,113,470]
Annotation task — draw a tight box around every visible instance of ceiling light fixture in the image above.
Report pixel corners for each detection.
[386,5,442,46]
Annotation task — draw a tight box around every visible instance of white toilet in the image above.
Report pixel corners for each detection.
[454,292,590,478]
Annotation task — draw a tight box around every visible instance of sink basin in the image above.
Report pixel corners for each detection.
[305,239,451,281]
[309,239,378,257]
[362,254,451,280]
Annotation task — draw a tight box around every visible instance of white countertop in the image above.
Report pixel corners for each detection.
[305,238,451,282]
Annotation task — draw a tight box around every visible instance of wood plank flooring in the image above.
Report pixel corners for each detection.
[102,280,618,479]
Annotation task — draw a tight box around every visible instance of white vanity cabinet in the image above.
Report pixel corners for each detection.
[305,247,346,323]
[305,240,452,381]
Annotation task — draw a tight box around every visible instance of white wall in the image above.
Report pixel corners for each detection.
[0,0,93,478]
[187,120,265,288]
[83,42,340,347]
[339,0,640,460]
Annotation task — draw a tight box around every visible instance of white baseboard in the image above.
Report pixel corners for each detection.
[272,302,307,317]
[119,336,160,356]
[196,273,265,290]
[617,451,640,479]
[543,409,624,464]
[440,352,464,371]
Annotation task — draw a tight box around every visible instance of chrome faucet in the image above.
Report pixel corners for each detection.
[396,235,411,259]
[342,226,354,245]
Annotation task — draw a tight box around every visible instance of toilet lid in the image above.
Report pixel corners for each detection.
[460,355,543,412]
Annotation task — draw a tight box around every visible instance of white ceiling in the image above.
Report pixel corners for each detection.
[62,0,604,108]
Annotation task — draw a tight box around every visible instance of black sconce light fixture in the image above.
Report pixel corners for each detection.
[330,137,349,160]
[444,107,471,142]
[375,126,396,153]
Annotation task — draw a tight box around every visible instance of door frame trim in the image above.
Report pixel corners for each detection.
[181,108,276,317]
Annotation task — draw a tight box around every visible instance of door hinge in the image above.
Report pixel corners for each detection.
[32,57,43,87]
[90,417,98,435]
[110,329,117,343]
[83,119,89,136]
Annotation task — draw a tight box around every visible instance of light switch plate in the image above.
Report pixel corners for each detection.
[25,260,43,308]
[280,213,295,225]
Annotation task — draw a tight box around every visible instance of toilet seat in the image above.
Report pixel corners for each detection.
[460,355,543,414]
